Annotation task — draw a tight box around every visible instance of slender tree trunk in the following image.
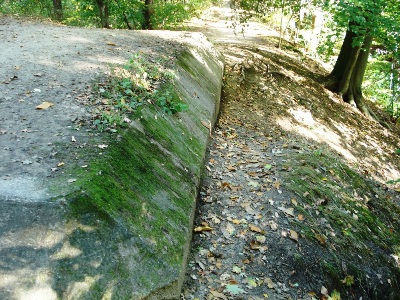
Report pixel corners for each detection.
[52,0,63,21]
[95,0,110,28]
[142,0,153,30]
[278,0,285,49]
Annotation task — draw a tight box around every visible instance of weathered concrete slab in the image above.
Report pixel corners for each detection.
[0,18,223,299]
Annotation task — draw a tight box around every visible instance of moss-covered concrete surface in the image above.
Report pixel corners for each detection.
[0,19,223,299]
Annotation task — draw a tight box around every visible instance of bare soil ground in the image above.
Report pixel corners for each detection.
[181,3,400,300]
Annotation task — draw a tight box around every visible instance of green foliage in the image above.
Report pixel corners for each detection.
[92,53,188,132]
[0,0,215,29]
[363,52,400,117]
[328,290,341,300]
[154,90,188,115]
[0,0,53,16]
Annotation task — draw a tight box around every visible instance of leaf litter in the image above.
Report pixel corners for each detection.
[182,17,400,300]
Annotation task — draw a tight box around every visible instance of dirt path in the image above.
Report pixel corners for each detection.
[181,2,400,300]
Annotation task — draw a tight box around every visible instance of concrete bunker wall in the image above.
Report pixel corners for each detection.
[63,33,224,299]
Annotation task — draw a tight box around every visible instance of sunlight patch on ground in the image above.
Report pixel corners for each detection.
[0,225,64,249]
[50,241,82,260]
[278,108,357,162]
[277,107,400,183]
[66,275,101,299]
[0,269,57,300]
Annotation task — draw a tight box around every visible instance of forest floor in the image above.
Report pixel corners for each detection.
[181,2,400,300]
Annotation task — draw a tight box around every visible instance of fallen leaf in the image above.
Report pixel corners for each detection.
[36,101,54,109]
[201,120,211,129]
[248,180,259,188]
[321,286,328,296]
[289,230,298,242]
[247,277,257,287]
[232,219,245,224]
[228,279,238,284]
[264,164,272,170]
[57,162,65,167]
[269,220,278,231]
[224,284,246,295]
[265,277,274,289]
[273,182,281,189]
[249,224,265,234]
[278,206,295,217]
[194,226,213,232]
[250,240,261,250]
[232,266,241,274]
[222,181,231,189]
[210,290,228,300]
[298,214,305,221]
[256,235,266,243]
[315,233,327,245]
[226,223,235,235]
[106,41,116,46]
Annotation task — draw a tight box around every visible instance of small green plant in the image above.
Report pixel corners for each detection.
[92,53,188,131]
[328,290,341,300]
[93,112,125,132]
[155,90,188,115]
[341,275,354,287]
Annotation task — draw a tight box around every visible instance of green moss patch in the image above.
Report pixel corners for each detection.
[283,151,400,298]
[57,103,207,297]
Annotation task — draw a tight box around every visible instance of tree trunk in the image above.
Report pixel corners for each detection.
[330,27,357,80]
[326,24,376,120]
[345,35,375,119]
[95,0,110,28]
[336,43,360,97]
[52,0,63,21]
[142,0,153,30]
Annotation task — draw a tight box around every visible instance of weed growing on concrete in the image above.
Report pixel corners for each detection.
[92,53,188,131]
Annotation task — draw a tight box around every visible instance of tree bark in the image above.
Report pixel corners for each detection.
[52,0,63,21]
[345,34,375,119]
[95,0,110,28]
[326,23,376,121]
[330,27,357,80]
[142,0,153,30]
